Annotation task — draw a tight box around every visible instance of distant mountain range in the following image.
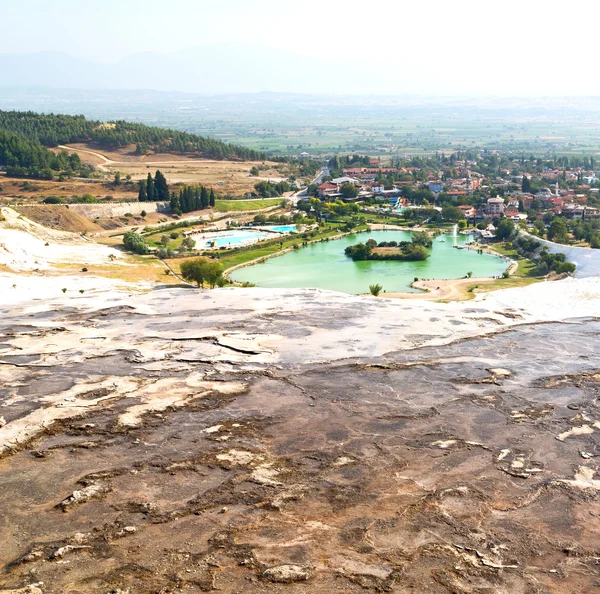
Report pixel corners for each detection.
[5,44,600,98]
[0,44,368,95]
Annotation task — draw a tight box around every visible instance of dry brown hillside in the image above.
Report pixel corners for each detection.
[15,205,103,233]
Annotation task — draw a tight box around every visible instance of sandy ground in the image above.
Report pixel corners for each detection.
[383,277,497,300]
[0,207,124,271]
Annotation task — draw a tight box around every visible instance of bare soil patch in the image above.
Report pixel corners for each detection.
[60,144,283,195]
[15,206,102,233]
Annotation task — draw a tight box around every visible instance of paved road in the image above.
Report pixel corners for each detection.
[289,167,328,206]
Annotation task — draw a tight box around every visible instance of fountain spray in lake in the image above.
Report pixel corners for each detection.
[453,224,458,245]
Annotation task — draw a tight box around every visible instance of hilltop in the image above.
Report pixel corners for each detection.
[0,110,273,182]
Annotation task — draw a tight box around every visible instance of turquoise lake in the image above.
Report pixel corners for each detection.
[230,230,508,294]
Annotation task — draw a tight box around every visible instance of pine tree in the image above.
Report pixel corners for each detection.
[209,188,216,207]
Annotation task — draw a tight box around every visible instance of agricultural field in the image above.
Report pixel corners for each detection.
[5,89,600,159]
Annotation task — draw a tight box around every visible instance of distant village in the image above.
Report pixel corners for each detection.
[306,152,600,241]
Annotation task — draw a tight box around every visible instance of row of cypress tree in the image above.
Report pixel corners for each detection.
[170,184,216,214]
[138,170,169,202]
[137,169,217,214]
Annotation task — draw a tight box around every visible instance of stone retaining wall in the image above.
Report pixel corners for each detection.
[68,201,170,218]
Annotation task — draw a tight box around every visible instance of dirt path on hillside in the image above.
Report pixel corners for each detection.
[58,145,115,171]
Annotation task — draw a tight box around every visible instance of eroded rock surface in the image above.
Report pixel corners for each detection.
[1,286,600,592]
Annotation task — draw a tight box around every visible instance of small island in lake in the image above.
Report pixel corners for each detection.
[345,231,432,261]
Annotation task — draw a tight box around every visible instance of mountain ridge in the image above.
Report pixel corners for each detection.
[0,44,363,94]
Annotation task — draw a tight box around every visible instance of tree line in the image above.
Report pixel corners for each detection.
[138,170,217,214]
[254,180,291,197]
[170,184,216,214]
[0,110,273,161]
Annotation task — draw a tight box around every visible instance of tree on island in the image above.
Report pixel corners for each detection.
[411,231,433,248]
[345,238,429,262]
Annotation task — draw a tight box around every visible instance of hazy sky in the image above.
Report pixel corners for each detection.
[2,0,600,95]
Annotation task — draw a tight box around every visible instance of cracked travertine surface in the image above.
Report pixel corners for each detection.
[1,281,600,592]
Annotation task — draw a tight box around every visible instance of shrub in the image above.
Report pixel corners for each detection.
[369,284,383,296]
[157,248,175,259]
[71,194,97,204]
[123,231,149,255]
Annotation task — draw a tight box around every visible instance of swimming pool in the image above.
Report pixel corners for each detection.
[263,225,297,233]
[191,230,272,249]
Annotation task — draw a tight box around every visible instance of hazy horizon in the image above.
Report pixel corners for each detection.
[3,0,600,96]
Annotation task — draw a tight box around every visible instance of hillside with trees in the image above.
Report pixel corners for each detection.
[0,110,271,162]
[0,129,85,179]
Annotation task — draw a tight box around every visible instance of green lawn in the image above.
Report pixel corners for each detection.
[214,199,281,212]
[488,243,537,278]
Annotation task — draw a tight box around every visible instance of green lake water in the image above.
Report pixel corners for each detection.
[230,230,508,294]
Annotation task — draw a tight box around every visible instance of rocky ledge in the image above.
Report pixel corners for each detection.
[0,283,600,593]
